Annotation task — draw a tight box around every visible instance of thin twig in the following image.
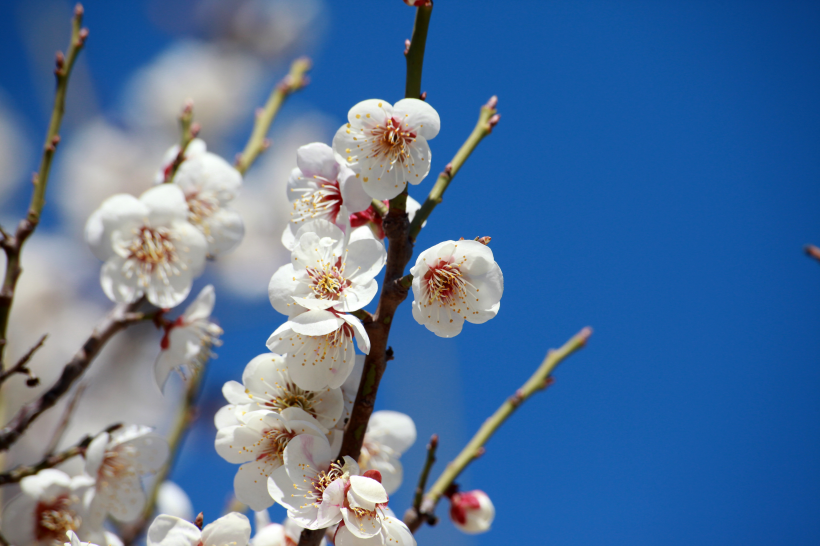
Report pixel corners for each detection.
[44,382,87,457]
[0,423,121,486]
[405,4,433,99]
[403,327,592,532]
[412,434,438,512]
[0,301,147,452]
[0,334,46,386]
[119,360,210,545]
[162,101,199,184]
[0,5,88,370]
[805,244,820,264]
[235,57,312,175]
[408,96,500,242]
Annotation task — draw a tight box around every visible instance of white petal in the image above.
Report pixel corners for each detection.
[146,514,200,546]
[341,314,370,355]
[338,167,371,213]
[289,310,344,337]
[346,99,393,126]
[349,475,388,506]
[85,194,148,262]
[214,404,243,429]
[141,184,189,225]
[203,207,245,257]
[176,153,242,202]
[268,264,300,316]
[234,460,278,511]
[283,434,332,480]
[200,512,251,546]
[84,432,110,478]
[101,257,142,304]
[184,284,215,322]
[156,482,194,522]
[367,411,416,454]
[296,142,340,180]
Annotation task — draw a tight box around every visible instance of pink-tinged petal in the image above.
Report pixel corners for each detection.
[283,434,332,479]
[316,478,345,527]
[146,514,201,546]
[234,460,278,511]
[394,98,440,140]
[200,512,251,546]
[296,142,340,180]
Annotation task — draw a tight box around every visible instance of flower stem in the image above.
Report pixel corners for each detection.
[235,57,312,175]
[162,101,198,184]
[0,4,87,371]
[405,5,433,99]
[412,434,438,512]
[404,327,593,532]
[409,96,499,242]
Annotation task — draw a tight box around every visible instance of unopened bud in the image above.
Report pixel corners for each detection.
[193,512,204,530]
[189,123,201,138]
[449,490,494,534]
[77,28,89,45]
[363,469,383,483]
[485,95,498,110]
[404,39,411,55]
[420,91,427,101]
[487,114,501,132]
[74,4,84,17]
[474,236,491,246]
[403,0,433,6]
[55,51,65,71]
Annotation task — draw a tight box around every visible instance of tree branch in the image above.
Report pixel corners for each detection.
[0,301,146,452]
[403,327,593,532]
[162,101,199,184]
[409,96,500,242]
[0,4,88,370]
[405,4,433,100]
[235,57,312,175]
[0,423,121,486]
[412,434,438,513]
[0,334,46,386]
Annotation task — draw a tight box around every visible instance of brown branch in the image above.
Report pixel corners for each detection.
[43,382,87,457]
[0,5,88,370]
[412,434,438,513]
[0,334,46,386]
[0,423,121,486]
[0,301,145,452]
[805,244,820,264]
[403,328,592,532]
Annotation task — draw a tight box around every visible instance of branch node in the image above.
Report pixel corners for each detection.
[404,39,411,55]
[385,346,395,362]
[194,512,204,530]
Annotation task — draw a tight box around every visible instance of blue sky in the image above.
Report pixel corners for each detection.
[1,1,819,544]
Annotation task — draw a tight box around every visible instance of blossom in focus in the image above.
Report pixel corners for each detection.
[410,240,503,338]
[267,434,359,529]
[332,99,440,200]
[448,489,495,534]
[269,219,386,315]
[359,411,416,495]
[334,507,416,546]
[85,185,207,308]
[155,284,223,390]
[281,142,371,249]
[172,143,246,257]
[2,469,96,546]
[84,425,169,526]
[219,352,345,430]
[215,408,328,510]
[146,512,251,546]
[266,309,370,391]
[338,471,389,541]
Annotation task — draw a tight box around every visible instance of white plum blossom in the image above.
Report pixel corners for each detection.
[173,145,245,257]
[338,472,389,541]
[334,507,416,546]
[410,240,504,338]
[85,184,207,308]
[332,99,440,200]
[281,142,372,250]
[146,512,251,546]
[2,469,96,546]
[154,138,207,184]
[84,425,169,526]
[359,411,417,495]
[155,284,223,390]
[252,512,323,546]
[215,408,328,511]
[266,309,370,391]
[448,490,495,534]
[267,434,359,530]
[156,482,194,522]
[220,352,345,430]
[337,355,365,432]
[269,219,386,315]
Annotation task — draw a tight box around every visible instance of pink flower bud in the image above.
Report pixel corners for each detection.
[449,490,495,534]
[403,0,432,6]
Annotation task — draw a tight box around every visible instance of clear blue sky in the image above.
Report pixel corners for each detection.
[1,1,819,545]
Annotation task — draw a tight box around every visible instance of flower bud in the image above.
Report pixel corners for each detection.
[449,490,495,534]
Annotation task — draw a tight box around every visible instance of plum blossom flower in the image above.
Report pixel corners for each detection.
[266,310,370,391]
[2,469,96,546]
[219,352,345,430]
[215,408,328,511]
[85,185,207,308]
[337,355,365,432]
[146,512,251,546]
[84,425,169,526]
[281,143,371,250]
[332,99,440,200]
[269,219,386,315]
[410,240,504,338]
[154,138,207,184]
[348,196,422,240]
[448,489,495,534]
[334,507,416,546]
[155,284,223,390]
[172,145,245,257]
[338,472,389,541]
[267,434,359,529]
[252,512,323,546]
[359,411,417,495]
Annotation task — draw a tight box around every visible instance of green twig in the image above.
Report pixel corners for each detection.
[409,96,500,242]
[162,101,199,184]
[0,4,88,370]
[235,57,312,175]
[405,4,433,100]
[404,327,593,532]
[412,434,438,512]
